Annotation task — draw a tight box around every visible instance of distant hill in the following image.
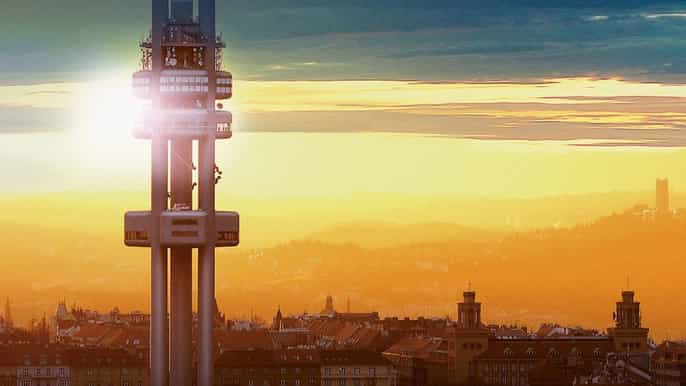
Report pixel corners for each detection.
[305,221,499,248]
[0,192,683,340]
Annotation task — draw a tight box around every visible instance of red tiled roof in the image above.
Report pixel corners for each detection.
[217,330,276,351]
[383,337,445,361]
[71,324,116,343]
[474,338,612,361]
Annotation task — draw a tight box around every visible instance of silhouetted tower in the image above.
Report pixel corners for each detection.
[4,298,12,328]
[615,291,641,329]
[323,294,335,314]
[454,290,489,384]
[273,307,283,331]
[656,178,670,215]
[608,290,649,353]
[124,1,238,385]
[458,290,481,329]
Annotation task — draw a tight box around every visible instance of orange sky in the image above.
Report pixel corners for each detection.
[0,74,684,341]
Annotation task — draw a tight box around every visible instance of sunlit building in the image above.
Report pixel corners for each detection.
[451,289,651,386]
[656,178,670,216]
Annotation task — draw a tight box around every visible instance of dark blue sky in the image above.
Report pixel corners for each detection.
[3,0,686,83]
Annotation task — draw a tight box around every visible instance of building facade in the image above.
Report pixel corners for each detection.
[652,341,686,386]
[215,349,321,386]
[451,289,650,386]
[320,350,395,386]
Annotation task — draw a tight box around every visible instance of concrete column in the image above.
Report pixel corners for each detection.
[197,136,216,386]
[169,139,194,386]
[198,1,217,385]
[151,0,169,385]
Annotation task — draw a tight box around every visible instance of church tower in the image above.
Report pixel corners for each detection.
[458,290,482,329]
[608,290,649,353]
[273,306,283,331]
[453,290,490,384]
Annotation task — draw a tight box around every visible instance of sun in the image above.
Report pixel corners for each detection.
[73,75,149,168]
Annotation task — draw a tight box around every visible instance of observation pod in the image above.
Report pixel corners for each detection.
[132,70,233,100]
[133,108,233,139]
[124,210,239,247]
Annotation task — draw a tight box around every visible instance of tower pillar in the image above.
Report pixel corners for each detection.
[169,139,194,386]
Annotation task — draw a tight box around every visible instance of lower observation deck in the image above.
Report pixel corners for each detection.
[134,108,232,139]
[125,210,239,247]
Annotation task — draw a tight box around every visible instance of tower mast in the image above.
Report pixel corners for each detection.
[125,1,238,385]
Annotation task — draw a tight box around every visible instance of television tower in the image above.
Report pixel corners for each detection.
[125,1,239,386]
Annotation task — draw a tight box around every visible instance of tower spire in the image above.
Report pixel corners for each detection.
[4,298,12,328]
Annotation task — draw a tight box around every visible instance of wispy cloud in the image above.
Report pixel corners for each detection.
[6,76,686,146]
[641,12,686,19]
[584,15,609,22]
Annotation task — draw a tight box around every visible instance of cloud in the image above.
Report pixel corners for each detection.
[386,43,545,59]
[585,15,609,21]
[5,0,686,82]
[227,77,686,147]
[641,12,686,19]
[5,75,686,146]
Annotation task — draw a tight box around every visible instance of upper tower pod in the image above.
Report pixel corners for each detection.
[131,0,233,140]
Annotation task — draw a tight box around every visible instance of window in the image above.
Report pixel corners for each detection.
[123,382,130,386]
[338,380,345,386]
[325,368,332,376]
[280,381,287,386]
[339,368,346,376]
[22,381,31,386]
[353,368,360,376]
[23,368,29,377]
[369,368,376,377]
[35,368,41,376]
[172,218,198,226]
[248,379,254,386]
[295,380,301,386]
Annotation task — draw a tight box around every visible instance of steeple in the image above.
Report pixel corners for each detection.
[608,288,649,353]
[4,298,12,328]
[453,287,489,384]
[615,290,641,329]
[323,294,334,314]
[458,289,481,329]
[273,306,283,331]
